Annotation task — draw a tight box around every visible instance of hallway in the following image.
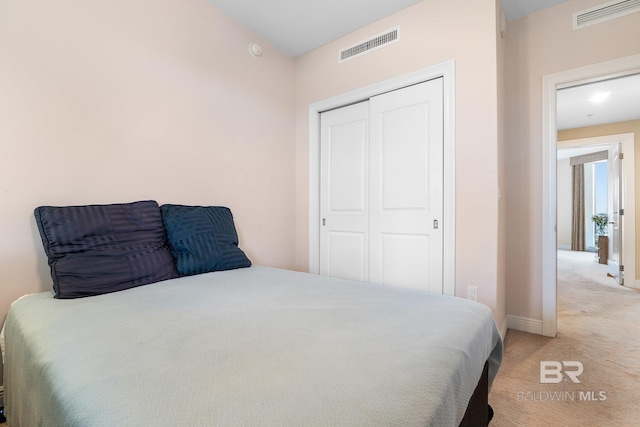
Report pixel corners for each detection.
[489,249,640,426]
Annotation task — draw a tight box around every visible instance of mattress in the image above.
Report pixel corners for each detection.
[4,266,502,426]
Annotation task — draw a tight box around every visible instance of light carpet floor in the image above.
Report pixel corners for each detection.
[489,249,640,426]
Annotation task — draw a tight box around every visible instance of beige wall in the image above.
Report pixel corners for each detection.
[0,0,297,322]
[4,0,600,341]
[505,0,640,320]
[295,0,505,325]
[496,0,507,335]
[559,119,640,276]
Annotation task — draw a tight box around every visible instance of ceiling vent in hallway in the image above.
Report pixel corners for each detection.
[573,0,640,29]
[339,27,399,63]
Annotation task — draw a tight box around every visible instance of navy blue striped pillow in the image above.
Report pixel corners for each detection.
[34,201,179,299]
[160,205,251,276]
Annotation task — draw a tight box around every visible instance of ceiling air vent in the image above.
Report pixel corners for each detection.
[339,27,399,63]
[573,0,640,29]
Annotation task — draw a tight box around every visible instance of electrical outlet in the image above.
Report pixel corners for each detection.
[467,286,478,301]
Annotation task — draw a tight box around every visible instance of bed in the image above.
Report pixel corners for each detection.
[1,201,502,426]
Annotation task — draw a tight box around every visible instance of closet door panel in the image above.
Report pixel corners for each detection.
[369,79,443,293]
[380,103,429,210]
[319,101,370,282]
[327,231,367,282]
[380,233,430,290]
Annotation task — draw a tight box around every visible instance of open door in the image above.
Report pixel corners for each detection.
[607,143,623,284]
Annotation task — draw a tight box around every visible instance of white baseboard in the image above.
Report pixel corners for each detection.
[557,244,571,250]
[506,315,543,335]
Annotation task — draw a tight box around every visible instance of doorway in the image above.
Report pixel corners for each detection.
[557,144,612,254]
[557,139,632,289]
[542,54,640,337]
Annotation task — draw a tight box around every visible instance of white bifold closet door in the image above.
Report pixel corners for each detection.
[320,78,444,293]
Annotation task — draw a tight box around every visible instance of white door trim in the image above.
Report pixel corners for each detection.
[309,60,456,295]
[542,53,640,337]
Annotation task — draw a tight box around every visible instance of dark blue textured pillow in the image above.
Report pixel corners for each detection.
[34,201,179,299]
[160,205,251,276]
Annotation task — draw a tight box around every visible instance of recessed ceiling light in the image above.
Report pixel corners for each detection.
[589,91,611,103]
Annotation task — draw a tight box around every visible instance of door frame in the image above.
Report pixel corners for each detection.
[308,60,456,296]
[542,53,640,337]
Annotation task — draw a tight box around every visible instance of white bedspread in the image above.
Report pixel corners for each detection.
[4,266,502,426]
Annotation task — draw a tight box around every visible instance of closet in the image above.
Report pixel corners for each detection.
[319,78,444,293]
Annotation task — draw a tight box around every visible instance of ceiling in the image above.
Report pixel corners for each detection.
[502,0,570,21]
[207,0,570,57]
[556,72,640,159]
[557,73,640,130]
[205,0,638,131]
[207,0,423,58]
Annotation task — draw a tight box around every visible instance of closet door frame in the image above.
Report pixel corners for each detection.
[308,60,456,296]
